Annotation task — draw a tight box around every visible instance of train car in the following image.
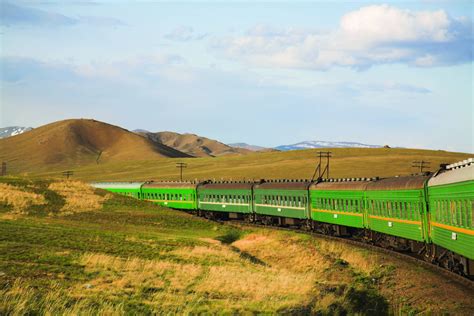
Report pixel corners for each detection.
[309,178,373,234]
[365,174,431,250]
[427,159,473,275]
[91,182,145,199]
[197,181,253,218]
[141,181,198,210]
[253,180,311,226]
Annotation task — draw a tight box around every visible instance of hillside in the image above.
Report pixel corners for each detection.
[0,119,190,174]
[1,178,472,314]
[141,131,252,157]
[27,147,471,182]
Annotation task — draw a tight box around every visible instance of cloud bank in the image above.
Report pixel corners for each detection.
[164,26,208,41]
[0,2,125,27]
[212,5,473,70]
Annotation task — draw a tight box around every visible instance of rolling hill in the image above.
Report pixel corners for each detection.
[0,119,191,174]
[139,131,252,157]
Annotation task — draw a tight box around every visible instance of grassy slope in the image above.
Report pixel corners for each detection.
[24,147,472,181]
[0,178,473,314]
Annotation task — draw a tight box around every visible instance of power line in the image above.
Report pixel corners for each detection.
[176,162,187,181]
[62,170,74,179]
[1,162,6,176]
[412,160,430,173]
[311,151,332,181]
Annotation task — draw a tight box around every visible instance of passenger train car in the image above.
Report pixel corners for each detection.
[92,158,474,277]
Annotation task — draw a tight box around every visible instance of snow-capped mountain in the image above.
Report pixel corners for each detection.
[275,141,382,151]
[228,142,269,151]
[0,126,33,139]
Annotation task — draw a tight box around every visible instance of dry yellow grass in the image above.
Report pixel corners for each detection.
[48,181,110,214]
[0,279,125,315]
[77,236,322,312]
[316,239,379,274]
[233,231,331,273]
[79,253,203,295]
[0,183,46,213]
[195,265,314,303]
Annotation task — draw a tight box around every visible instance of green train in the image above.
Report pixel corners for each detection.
[92,158,474,277]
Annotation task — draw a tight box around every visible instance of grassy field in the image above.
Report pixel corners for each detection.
[16,147,472,182]
[0,178,473,314]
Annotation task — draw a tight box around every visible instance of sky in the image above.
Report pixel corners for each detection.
[0,0,473,152]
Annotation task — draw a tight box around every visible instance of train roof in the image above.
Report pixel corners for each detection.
[428,158,473,187]
[199,181,255,190]
[255,180,312,190]
[142,181,198,189]
[366,174,430,191]
[310,178,374,191]
[91,182,145,189]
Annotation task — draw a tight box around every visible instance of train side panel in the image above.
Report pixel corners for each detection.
[365,175,430,242]
[428,164,474,260]
[197,183,254,214]
[253,182,311,219]
[91,182,144,199]
[309,181,370,229]
[198,188,253,214]
[141,186,197,210]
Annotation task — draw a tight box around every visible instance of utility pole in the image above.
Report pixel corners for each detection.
[176,162,187,181]
[412,160,430,173]
[311,151,332,181]
[62,170,74,179]
[1,162,6,176]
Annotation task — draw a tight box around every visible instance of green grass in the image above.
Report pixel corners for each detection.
[15,147,471,182]
[1,178,473,314]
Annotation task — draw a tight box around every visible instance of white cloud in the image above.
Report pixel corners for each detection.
[212,5,472,70]
[164,26,208,41]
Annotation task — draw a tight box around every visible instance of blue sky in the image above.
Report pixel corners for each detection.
[0,1,472,152]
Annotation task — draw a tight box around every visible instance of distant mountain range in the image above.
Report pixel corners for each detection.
[228,143,276,152]
[0,120,382,163]
[0,126,32,138]
[135,130,251,157]
[275,141,382,151]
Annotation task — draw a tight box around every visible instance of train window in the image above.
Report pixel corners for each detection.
[440,201,445,223]
[461,200,467,227]
[465,200,471,228]
[450,201,456,225]
[457,201,462,227]
[436,200,440,222]
[471,200,474,228]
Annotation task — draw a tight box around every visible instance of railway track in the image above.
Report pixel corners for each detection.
[209,218,474,290]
